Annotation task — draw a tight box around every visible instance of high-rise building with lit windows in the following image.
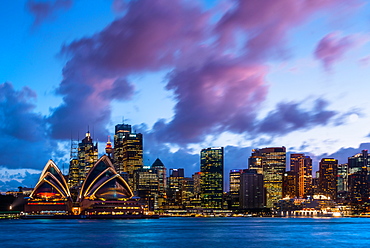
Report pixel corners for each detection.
[319,158,338,200]
[167,168,184,208]
[200,147,224,209]
[78,131,98,185]
[290,154,312,198]
[151,158,167,197]
[229,169,243,209]
[250,147,286,208]
[248,150,263,174]
[348,150,370,202]
[113,123,143,190]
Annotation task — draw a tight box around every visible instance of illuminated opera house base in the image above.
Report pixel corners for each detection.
[24,156,147,218]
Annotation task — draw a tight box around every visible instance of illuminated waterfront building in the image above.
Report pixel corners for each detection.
[229,169,243,209]
[134,168,159,211]
[240,169,264,209]
[290,154,312,198]
[250,147,286,208]
[193,172,201,196]
[337,163,348,193]
[25,160,72,214]
[25,156,141,216]
[200,147,224,209]
[151,158,167,196]
[77,155,139,215]
[282,171,297,198]
[347,150,370,202]
[348,150,369,174]
[318,158,338,200]
[180,177,195,208]
[113,123,143,190]
[78,131,98,185]
[248,150,263,174]
[151,158,167,208]
[166,168,184,208]
[68,138,79,191]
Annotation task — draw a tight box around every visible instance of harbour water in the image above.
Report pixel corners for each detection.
[1,217,370,248]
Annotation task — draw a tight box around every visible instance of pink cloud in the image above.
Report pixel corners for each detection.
[314,32,354,71]
[49,0,210,139]
[48,0,360,144]
[215,0,359,60]
[152,59,268,144]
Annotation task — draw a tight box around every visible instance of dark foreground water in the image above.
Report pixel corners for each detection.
[1,217,370,248]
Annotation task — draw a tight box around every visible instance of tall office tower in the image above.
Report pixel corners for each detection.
[229,169,243,209]
[193,172,202,195]
[134,168,159,211]
[166,168,185,208]
[290,154,312,198]
[78,131,98,184]
[250,147,286,208]
[240,169,264,209]
[337,163,348,193]
[348,150,369,174]
[319,158,338,200]
[282,171,297,198]
[348,150,370,202]
[113,123,143,190]
[248,150,263,174]
[68,139,79,190]
[200,147,224,209]
[181,177,195,208]
[151,158,167,196]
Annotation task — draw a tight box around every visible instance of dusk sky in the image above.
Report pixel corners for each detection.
[1,0,370,191]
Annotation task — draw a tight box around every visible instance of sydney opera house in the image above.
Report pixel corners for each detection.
[25,155,144,217]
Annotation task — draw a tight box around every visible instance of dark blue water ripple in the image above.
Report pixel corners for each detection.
[1,217,369,248]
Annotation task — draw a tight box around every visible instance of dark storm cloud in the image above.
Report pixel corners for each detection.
[257,99,337,135]
[0,82,59,170]
[27,0,73,26]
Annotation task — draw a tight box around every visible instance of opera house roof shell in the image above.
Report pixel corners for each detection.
[29,160,71,201]
[78,155,134,201]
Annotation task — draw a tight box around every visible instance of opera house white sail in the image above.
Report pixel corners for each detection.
[78,155,133,201]
[25,160,72,213]
[25,155,143,216]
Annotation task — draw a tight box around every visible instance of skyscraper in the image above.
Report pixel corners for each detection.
[250,147,286,208]
[290,154,312,198]
[348,150,370,202]
[77,131,98,185]
[151,158,167,197]
[200,147,224,209]
[134,168,159,211]
[229,169,243,209]
[167,168,185,208]
[319,158,338,200]
[240,169,264,209]
[113,123,143,190]
[337,163,348,193]
[248,150,263,174]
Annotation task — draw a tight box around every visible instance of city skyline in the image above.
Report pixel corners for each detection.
[1,0,370,191]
